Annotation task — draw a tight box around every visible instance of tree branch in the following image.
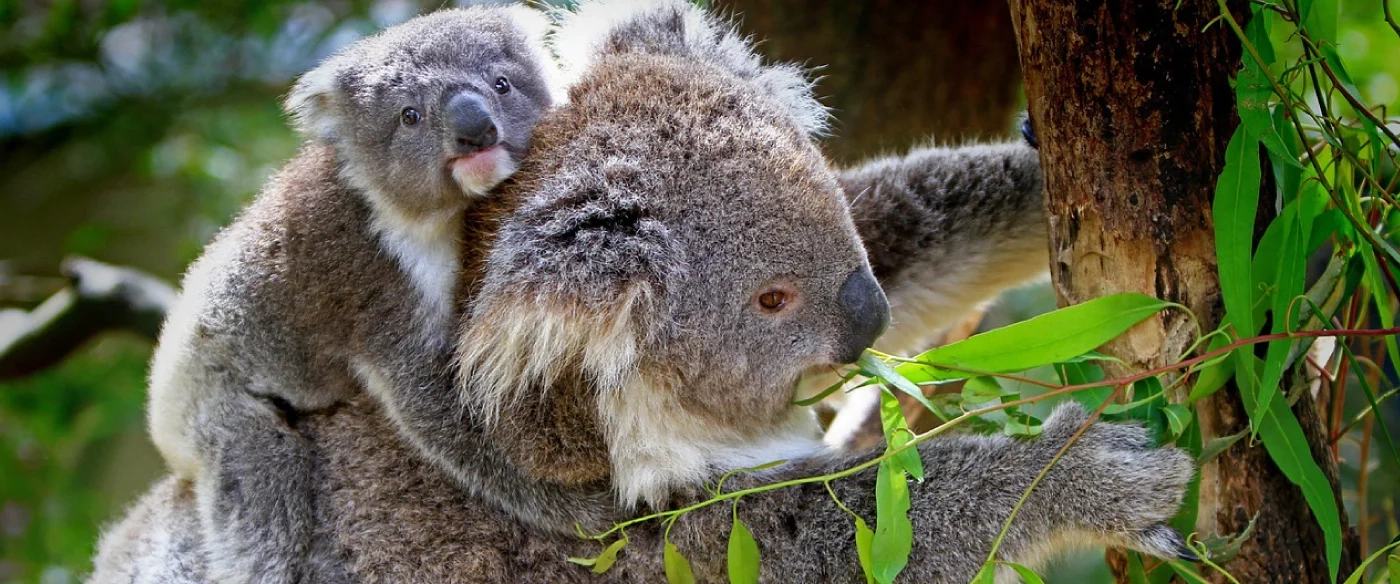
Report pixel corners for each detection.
[0,256,175,380]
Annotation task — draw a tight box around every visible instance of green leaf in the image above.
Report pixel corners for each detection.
[568,537,628,574]
[1162,404,1193,441]
[1251,189,1311,432]
[858,352,936,415]
[1238,356,1342,580]
[971,564,996,584]
[1003,562,1047,584]
[1126,552,1150,584]
[872,458,912,584]
[727,516,760,584]
[854,517,876,584]
[1001,414,1043,437]
[1198,429,1248,464]
[899,293,1171,382]
[1234,13,1299,167]
[879,389,924,481]
[1388,554,1399,584]
[664,541,696,584]
[1339,538,1400,584]
[1299,0,1337,45]
[1213,125,1262,342]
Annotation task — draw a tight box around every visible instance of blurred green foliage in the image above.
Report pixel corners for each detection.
[0,0,1395,583]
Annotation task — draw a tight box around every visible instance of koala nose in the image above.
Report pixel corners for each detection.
[834,267,890,364]
[446,91,499,154]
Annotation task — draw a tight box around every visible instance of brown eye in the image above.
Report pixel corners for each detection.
[493,77,511,95]
[401,107,421,126]
[758,290,787,311]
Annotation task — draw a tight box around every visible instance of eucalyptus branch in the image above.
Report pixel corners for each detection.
[578,325,1400,542]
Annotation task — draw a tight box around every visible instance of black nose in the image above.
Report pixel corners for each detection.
[833,267,890,364]
[446,91,498,154]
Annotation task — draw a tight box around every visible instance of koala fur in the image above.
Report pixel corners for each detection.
[95,1,1194,583]
[142,5,560,583]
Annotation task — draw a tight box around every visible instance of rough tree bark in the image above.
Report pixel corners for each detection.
[720,0,1023,164]
[1009,0,1360,581]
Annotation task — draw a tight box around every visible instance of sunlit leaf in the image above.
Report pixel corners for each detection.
[858,353,936,415]
[1004,562,1047,584]
[899,293,1171,383]
[879,389,924,481]
[568,537,628,574]
[727,516,760,584]
[872,459,912,584]
[664,541,695,584]
[1162,404,1193,441]
[854,517,875,584]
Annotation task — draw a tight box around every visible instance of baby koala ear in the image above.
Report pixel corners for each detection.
[551,0,828,136]
[283,60,346,142]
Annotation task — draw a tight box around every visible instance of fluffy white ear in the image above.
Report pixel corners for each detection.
[550,0,828,136]
[283,61,344,141]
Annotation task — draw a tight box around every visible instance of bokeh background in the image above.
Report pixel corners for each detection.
[0,1,1395,582]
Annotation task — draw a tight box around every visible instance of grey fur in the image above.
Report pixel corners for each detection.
[95,1,1192,583]
[141,6,560,584]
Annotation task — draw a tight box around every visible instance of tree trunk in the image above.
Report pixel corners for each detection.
[1008,0,1360,581]
[720,0,1023,164]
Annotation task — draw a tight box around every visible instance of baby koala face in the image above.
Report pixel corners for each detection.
[285,6,561,219]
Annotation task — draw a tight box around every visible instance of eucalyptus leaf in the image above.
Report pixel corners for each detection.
[872,459,912,584]
[858,352,936,415]
[854,517,875,584]
[880,389,924,481]
[664,541,695,584]
[727,516,760,584]
[1004,562,1047,584]
[900,293,1171,382]
[1238,356,1342,579]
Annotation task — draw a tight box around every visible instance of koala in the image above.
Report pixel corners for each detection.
[141,5,561,584]
[94,1,1194,583]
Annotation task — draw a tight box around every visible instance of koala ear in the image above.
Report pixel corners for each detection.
[501,4,570,106]
[458,158,681,426]
[283,60,345,142]
[550,0,827,136]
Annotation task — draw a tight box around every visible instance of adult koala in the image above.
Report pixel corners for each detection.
[92,1,1194,582]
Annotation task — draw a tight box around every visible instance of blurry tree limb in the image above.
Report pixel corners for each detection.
[0,256,174,380]
[721,0,1023,164]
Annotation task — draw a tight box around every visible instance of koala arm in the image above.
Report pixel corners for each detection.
[841,142,1047,355]
[625,404,1192,583]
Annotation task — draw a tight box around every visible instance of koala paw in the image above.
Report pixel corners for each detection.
[1039,403,1197,561]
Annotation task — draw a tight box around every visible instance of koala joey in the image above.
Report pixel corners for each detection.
[143,5,560,583]
[96,1,1194,583]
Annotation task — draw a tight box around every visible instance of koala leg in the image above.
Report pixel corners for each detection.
[195,391,318,584]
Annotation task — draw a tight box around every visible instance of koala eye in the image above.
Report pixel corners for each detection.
[757,290,788,312]
[493,77,511,95]
[400,107,421,126]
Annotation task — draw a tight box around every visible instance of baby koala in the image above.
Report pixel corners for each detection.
[144,5,560,583]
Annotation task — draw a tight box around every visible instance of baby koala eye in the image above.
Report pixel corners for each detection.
[493,77,511,95]
[400,107,421,126]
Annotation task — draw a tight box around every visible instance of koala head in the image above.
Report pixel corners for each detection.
[285,5,563,220]
[460,0,888,507]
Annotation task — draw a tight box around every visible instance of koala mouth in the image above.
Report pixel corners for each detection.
[448,145,516,197]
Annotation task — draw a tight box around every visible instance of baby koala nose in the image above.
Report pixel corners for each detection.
[833,267,890,364]
[446,91,499,154]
